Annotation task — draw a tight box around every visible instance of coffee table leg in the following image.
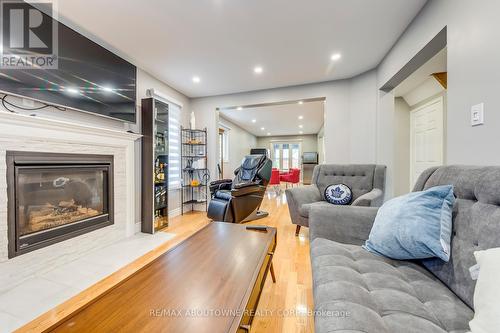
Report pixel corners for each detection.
[270,262,276,283]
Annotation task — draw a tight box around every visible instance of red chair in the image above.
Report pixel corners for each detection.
[280,168,301,188]
[268,168,281,194]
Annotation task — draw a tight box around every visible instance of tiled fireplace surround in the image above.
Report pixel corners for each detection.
[0,112,149,329]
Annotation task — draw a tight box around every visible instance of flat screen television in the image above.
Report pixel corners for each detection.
[0,2,137,122]
[302,152,318,164]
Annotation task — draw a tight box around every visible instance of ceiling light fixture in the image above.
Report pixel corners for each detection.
[298,115,303,120]
[298,101,303,105]
[252,119,256,123]
[102,86,113,92]
[254,66,263,74]
[192,76,201,83]
[299,131,303,134]
[299,124,303,128]
[237,106,243,111]
[65,87,79,94]
[260,127,265,131]
[330,53,342,61]
[267,132,271,136]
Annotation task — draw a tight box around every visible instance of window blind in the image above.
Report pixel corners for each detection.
[168,102,181,189]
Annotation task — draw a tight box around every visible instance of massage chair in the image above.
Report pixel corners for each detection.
[207,154,272,223]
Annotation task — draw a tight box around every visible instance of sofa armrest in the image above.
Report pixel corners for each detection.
[285,185,322,207]
[351,188,383,207]
[309,205,379,245]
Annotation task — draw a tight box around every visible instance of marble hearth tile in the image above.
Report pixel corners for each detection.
[0,312,24,333]
[0,277,69,321]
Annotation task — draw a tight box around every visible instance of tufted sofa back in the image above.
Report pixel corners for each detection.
[312,164,386,206]
[413,166,500,309]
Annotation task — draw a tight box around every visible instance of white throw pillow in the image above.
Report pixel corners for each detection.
[469,247,500,333]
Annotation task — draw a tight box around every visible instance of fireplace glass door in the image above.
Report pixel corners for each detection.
[17,166,109,237]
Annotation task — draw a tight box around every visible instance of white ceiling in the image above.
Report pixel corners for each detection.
[220,100,324,137]
[50,0,427,98]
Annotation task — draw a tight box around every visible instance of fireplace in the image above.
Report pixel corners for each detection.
[6,152,114,258]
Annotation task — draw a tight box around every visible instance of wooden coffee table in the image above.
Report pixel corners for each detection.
[48,222,277,333]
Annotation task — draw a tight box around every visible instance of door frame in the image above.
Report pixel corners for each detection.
[409,96,444,189]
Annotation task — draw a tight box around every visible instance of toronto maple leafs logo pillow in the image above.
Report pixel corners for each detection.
[325,183,352,205]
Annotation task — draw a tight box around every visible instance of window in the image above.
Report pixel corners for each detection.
[273,144,281,170]
[272,142,301,171]
[168,102,181,189]
[282,144,289,170]
[291,144,300,168]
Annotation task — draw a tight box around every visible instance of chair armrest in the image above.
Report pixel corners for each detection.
[231,185,263,197]
[209,179,232,195]
[285,185,322,207]
[309,205,379,245]
[233,181,259,189]
[351,188,383,207]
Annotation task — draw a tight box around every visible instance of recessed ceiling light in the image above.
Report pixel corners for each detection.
[298,101,303,105]
[251,119,256,123]
[102,86,113,92]
[260,127,265,131]
[330,53,342,61]
[299,131,303,134]
[267,132,271,136]
[299,124,303,128]
[298,115,303,120]
[237,106,243,111]
[192,76,201,83]
[65,87,79,94]
[254,66,263,74]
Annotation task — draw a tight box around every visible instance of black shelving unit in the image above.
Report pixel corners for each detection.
[141,97,169,233]
[181,127,209,214]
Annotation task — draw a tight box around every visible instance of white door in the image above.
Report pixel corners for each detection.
[410,97,444,188]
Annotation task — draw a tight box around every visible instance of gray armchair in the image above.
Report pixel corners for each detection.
[285,164,386,236]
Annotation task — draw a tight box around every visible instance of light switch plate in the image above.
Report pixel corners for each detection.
[471,103,484,126]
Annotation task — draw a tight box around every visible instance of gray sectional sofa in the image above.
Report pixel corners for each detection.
[308,166,500,333]
[286,164,386,236]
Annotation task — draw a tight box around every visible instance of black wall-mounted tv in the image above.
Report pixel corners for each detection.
[0,2,137,122]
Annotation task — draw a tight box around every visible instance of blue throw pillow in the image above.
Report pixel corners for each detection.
[363,185,455,261]
[324,183,352,205]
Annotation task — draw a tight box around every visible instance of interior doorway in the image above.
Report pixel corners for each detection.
[392,48,447,195]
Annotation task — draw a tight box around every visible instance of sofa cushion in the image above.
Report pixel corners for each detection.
[364,185,455,261]
[299,201,333,218]
[311,237,473,333]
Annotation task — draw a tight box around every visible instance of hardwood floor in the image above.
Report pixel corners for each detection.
[18,189,313,333]
[246,191,314,333]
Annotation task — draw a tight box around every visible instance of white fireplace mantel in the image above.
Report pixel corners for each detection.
[0,111,142,243]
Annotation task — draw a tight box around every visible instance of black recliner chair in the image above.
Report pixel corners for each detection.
[207,154,272,223]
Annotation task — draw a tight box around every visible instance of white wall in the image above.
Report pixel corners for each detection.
[191,70,378,180]
[393,97,411,196]
[378,0,500,171]
[219,116,257,179]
